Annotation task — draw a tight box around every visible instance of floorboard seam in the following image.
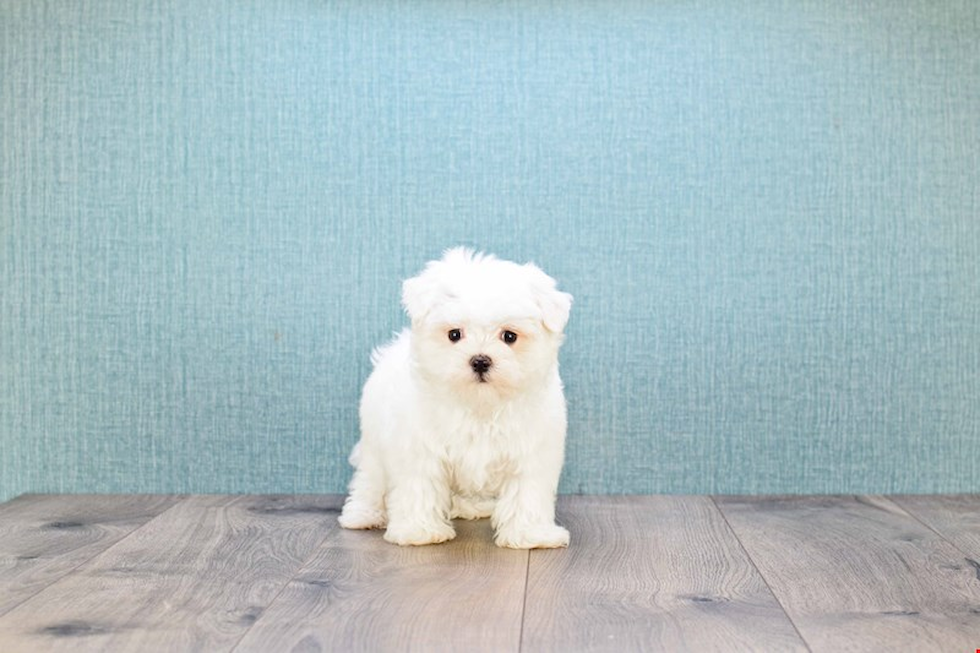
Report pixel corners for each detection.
[226,503,345,652]
[709,496,814,653]
[0,494,188,621]
[516,550,531,653]
[887,496,980,565]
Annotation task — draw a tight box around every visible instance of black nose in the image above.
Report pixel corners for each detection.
[470,354,493,375]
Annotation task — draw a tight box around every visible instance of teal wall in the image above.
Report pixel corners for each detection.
[2,1,979,501]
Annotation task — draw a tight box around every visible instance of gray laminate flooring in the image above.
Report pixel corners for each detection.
[1,494,978,652]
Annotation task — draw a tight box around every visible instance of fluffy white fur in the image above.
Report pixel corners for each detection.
[338,247,573,549]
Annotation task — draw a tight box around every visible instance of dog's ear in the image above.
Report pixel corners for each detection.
[401,272,439,323]
[525,263,572,333]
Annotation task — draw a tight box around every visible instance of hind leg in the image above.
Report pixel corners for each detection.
[338,447,387,530]
[450,494,496,520]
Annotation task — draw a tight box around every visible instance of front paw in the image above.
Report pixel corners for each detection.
[383,520,456,546]
[495,524,570,549]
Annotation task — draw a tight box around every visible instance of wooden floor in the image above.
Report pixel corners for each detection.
[1,495,979,652]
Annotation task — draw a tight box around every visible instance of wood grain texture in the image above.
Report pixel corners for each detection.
[234,517,528,653]
[4,494,980,653]
[0,494,182,617]
[521,495,807,652]
[0,495,339,653]
[892,494,980,557]
[716,495,980,652]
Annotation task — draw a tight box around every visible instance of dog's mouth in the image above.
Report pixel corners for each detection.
[475,372,489,383]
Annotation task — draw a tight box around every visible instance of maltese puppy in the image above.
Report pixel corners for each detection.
[338,247,572,549]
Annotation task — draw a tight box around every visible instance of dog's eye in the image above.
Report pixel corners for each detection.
[501,330,518,345]
[448,329,463,343]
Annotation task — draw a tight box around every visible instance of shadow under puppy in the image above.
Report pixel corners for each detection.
[339,247,572,548]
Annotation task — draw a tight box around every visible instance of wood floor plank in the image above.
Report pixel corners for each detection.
[716,495,980,652]
[0,494,182,617]
[234,517,528,653]
[892,494,980,557]
[0,495,339,653]
[521,495,807,652]
[5,494,977,652]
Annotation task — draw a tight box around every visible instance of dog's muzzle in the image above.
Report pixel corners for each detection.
[469,354,493,381]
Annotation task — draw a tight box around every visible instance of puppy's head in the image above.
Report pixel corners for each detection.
[402,247,572,401]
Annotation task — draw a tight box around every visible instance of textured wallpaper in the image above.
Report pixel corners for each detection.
[2,0,979,500]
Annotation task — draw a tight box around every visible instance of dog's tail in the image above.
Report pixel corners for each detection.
[347,442,362,467]
[369,328,411,367]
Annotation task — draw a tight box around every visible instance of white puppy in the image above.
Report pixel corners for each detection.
[338,247,572,549]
